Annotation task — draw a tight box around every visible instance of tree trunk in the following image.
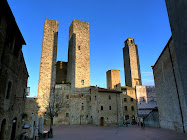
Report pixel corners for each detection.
[49,117,53,138]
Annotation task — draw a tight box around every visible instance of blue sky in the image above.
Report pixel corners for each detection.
[7,0,171,97]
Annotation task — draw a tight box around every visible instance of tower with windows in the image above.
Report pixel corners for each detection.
[123,37,142,88]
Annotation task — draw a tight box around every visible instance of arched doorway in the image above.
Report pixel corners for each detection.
[0,119,6,139]
[100,117,104,126]
[11,118,17,140]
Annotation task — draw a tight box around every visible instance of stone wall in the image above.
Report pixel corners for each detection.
[37,19,59,116]
[90,86,123,126]
[53,84,71,125]
[121,87,137,123]
[24,97,38,123]
[153,37,186,132]
[56,61,67,84]
[144,109,160,128]
[165,0,187,133]
[106,69,121,91]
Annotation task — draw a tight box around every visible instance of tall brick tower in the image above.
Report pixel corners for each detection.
[123,37,142,88]
[106,69,121,91]
[67,19,90,90]
[37,19,59,116]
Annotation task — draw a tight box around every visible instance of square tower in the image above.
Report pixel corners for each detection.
[37,19,59,116]
[67,19,90,90]
[106,69,121,91]
[123,38,142,88]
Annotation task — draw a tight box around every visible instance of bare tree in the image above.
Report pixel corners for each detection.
[41,86,62,138]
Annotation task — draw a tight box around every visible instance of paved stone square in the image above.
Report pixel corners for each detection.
[47,125,187,140]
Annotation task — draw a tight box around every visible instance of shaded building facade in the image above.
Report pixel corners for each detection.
[153,37,187,132]
[0,0,29,139]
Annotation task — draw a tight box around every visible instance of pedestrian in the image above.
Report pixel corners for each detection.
[137,121,139,127]
[140,118,143,128]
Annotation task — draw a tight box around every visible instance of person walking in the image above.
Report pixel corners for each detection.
[140,118,144,128]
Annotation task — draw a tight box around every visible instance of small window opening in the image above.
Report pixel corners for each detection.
[101,106,103,110]
[66,95,69,99]
[78,46,81,50]
[66,113,69,117]
[66,104,69,108]
[131,106,134,111]
[6,81,12,99]
[81,80,84,85]
[124,106,127,111]
[109,106,111,110]
[109,95,111,100]
[131,98,133,102]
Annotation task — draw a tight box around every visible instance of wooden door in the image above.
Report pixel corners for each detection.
[100,117,104,126]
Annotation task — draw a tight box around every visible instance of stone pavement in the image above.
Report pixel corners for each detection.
[47,125,187,140]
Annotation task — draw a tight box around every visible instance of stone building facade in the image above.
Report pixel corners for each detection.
[37,19,59,116]
[153,37,187,133]
[121,86,137,124]
[106,69,121,91]
[53,85,123,126]
[164,0,187,133]
[123,38,142,88]
[135,85,157,117]
[89,86,123,126]
[53,84,71,125]
[0,0,29,139]
[24,97,38,123]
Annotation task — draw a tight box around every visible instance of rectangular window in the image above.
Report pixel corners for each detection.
[131,106,134,111]
[109,95,111,100]
[95,96,96,100]
[66,95,68,99]
[123,90,127,95]
[130,98,133,102]
[109,106,111,110]
[81,80,84,85]
[124,106,127,111]
[124,98,127,102]
[101,106,103,110]
[66,104,69,108]
[66,113,69,117]
[6,81,12,99]
[78,45,81,50]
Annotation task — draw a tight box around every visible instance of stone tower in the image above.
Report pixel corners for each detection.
[123,37,142,88]
[66,19,90,124]
[37,19,59,116]
[106,69,121,91]
[67,19,90,90]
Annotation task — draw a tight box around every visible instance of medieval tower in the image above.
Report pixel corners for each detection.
[37,19,59,116]
[106,69,121,91]
[67,19,90,90]
[123,37,142,88]
[66,19,91,124]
